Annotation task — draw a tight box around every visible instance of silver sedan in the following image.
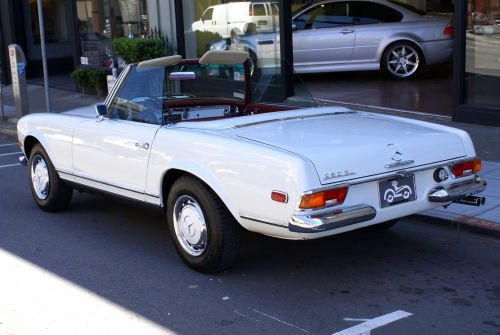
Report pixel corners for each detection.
[213,0,454,79]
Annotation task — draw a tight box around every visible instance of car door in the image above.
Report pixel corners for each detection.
[349,2,403,64]
[292,2,356,72]
[72,66,164,201]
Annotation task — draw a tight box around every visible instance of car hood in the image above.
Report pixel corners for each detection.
[231,111,467,184]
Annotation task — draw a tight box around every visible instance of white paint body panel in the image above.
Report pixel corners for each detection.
[17,106,478,240]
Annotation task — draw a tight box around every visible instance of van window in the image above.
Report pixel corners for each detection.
[253,4,267,16]
[202,7,213,21]
[270,3,279,15]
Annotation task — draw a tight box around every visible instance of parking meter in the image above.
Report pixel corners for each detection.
[8,44,30,118]
[0,60,5,120]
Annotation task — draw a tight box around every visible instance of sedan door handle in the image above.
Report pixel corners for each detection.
[135,142,150,150]
[340,29,354,34]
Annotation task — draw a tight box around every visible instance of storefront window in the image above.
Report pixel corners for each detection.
[29,0,72,44]
[76,0,149,67]
[465,0,500,108]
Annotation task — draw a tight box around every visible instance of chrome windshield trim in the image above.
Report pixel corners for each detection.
[428,175,486,202]
[239,214,288,228]
[230,111,357,129]
[289,204,376,233]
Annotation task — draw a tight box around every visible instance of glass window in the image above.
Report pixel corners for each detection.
[353,2,403,24]
[76,0,149,67]
[293,3,355,30]
[464,0,500,108]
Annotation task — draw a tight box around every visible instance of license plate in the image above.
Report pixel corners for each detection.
[378,175,416,208]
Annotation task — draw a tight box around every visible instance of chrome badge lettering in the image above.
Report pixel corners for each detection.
[323,170,356,180]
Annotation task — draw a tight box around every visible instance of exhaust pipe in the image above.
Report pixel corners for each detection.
[454,195,486,207]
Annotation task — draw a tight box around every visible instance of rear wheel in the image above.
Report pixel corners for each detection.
[363,219,399,231]
[382,42,422,79]
[29,143,73,212]
[167,175,241,273]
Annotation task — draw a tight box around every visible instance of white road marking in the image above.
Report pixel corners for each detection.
[332,310,412,335]
[0,143,18,147]
[0,152,22,157]
[0,163,21,169]
[251,309,311,333]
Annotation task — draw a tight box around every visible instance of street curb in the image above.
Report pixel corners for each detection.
[408,213,500,241]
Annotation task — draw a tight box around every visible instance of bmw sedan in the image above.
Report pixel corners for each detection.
[212,0,454,79]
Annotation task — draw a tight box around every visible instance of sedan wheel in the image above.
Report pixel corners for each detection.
[167,175,241,273]
[383,43,421,79]
[29,143,73,212]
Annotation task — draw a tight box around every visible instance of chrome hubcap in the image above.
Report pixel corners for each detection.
[31,155,49,200]
[386,45,419,78]
[173,195,207,256]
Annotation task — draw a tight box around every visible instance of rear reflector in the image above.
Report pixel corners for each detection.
[451,159,481,177]
[271,191,288,203]
[299,187,348,209]
[444,22,453,35]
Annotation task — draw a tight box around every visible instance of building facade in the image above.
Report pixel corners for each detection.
[1,0,499,126]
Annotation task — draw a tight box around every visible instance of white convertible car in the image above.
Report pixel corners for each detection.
[17,51,486,273]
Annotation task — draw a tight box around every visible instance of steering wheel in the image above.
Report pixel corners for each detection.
[130,96,170,125]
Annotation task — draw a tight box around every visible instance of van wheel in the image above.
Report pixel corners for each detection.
[231,29,240,43]
[29,143,73,212]
[249,50,261,80]
[167,175,241,273]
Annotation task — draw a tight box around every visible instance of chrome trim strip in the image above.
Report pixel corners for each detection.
[428,175,487,202]
[239,214,288,228]
[145,191,160,199]
[384,160,414,168]
[65,172,145,196]
[289,204,376,233]
[104,65,132,107]
[231,111,357,129]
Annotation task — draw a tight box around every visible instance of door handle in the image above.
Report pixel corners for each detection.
[135,143,149,150]
[340,29,354,34]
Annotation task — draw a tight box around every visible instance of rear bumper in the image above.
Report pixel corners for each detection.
[428,175,487,202]
[289,204,377,233]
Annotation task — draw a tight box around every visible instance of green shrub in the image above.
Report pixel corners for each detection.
[70,68,92,96]
[89,69,107,97]
[112,37,168,64]
[195,30,223,57]
[71,68,107,97]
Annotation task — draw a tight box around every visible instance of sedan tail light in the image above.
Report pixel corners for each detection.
[444,22,453,35]
[450,159,481,177]
[299,187,348,209]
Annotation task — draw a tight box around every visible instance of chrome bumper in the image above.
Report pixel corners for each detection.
[428,175,486,203]
[289,204,377,233]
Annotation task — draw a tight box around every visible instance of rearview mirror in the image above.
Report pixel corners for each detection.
[169,72,196,80]
[95,104,107,122]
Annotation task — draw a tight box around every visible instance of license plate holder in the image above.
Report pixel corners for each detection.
[378,175,416,208]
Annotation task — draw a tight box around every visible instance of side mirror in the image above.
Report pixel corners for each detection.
[169,72,196,80]
[95,104,107,122]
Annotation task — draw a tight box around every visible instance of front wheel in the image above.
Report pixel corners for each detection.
[166,175,241,273]
[29,143,73,212]
[382,43,422,79]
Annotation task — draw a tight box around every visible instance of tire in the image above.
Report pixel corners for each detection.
[248,50,261,81]
[382,42,422,79]
[28,143,73,212]
[363,219,399,232]
[166,175,241,273]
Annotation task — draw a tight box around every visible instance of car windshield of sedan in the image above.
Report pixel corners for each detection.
[107,55,317,125]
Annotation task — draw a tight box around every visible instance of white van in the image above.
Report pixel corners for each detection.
[191,2,279,38]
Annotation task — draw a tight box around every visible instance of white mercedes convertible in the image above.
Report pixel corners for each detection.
[17,50,486,273]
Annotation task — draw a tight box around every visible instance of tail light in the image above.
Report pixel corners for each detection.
[444,22,453,35]
[450,159,481,177]
[249,6,253,16]
[299,187,348,209]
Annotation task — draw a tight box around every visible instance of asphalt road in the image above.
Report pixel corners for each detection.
[1,138,500,335]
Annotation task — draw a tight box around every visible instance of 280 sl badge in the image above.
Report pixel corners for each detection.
[324,170,356,180]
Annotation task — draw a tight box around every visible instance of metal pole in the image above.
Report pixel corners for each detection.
[0,60,5,120]
[37,0,51,113]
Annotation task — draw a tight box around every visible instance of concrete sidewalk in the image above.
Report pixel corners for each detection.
[1,83,499,239]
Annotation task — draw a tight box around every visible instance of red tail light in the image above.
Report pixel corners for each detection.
[451,159,481,177]
[444,22,453,35]
[299,187,348,209]
[249,7,253,16]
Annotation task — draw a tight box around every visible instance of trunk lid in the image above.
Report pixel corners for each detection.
[235,113,466,184]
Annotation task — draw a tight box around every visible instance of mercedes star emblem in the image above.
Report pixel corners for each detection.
[387,143,403,162]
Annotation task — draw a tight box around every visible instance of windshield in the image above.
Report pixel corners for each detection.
[108,53,317,125]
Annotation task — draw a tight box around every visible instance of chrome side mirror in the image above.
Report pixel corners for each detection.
[95,104,107,122]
